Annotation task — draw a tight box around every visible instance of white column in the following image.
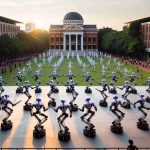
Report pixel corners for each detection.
[76,34,78,51]
[81,33,83,51]
[63,33,66,51]
[69,34,71,51]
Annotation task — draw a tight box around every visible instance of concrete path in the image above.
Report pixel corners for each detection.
[0,86,150,149]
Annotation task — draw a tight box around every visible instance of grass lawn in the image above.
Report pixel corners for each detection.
[1,56,149,86]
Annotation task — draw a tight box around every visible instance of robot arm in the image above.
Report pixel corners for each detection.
[55,106,60,112]
[12,100,22,106]
[134,100,140,108]
[107,84,110,91]
[43,105,47,111]
[79,105,85,112]
[92,103,97,111]
[68,106,72,117]
[30,105,34,116]
[110,103,113,111]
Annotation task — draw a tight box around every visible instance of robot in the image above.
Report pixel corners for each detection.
[0,76,7,95]
[68,80,79,111]
[30,98,48,138]
[109,72,118,94]
[118,81,133,99]
[45,80,59,94]
[79,98,97,137]
[32,71,42,93]
[110,96,125,134]
[96,79,110,107]
[49,70,60,85]
[64,70,77,80]
[47,85,56,107]
[22,81,34,111]
[64,79,78,94]
[16,71,23,93]
[143,77,150,103]
[134,94,150,130]
[0,95,21,130]
[84,72,93,93]
[54,100,72,141]
[128,72,138,94]
[144,77,150,93]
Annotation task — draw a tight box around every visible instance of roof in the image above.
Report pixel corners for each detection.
[83,25,97,30]
[50,24,97,30]
[0,16,22,24]
[64,12,83,21]
[125,16,150,24]
[50,25,63,29]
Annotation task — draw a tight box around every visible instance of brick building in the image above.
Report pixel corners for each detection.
[141,22,150,55]
[0,16,21,38]
[49,12,98,51]
[126,16,150,58]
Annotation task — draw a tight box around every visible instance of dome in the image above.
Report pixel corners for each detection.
[64,12,83,21]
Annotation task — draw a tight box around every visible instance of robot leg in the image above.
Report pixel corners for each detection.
[137,107,149,130]
[1,107,13,130]
[0,86,4,94]
[81,111,89,120]
[138,107,147,121]
[87,110,95,122]
[2,107,13,121]
[112,109,121,124]
[25,92,31,104]
[33,113,46,138]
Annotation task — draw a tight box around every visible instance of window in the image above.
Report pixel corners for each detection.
[51,45,54,49]
[51,37,54,42]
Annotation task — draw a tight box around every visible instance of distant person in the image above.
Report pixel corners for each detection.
[127,139,138,150]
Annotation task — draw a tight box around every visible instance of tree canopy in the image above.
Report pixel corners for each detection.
[0,29,49,58]
[98,23,145,59]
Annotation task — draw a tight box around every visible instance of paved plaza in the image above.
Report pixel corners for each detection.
[0,86,150,149]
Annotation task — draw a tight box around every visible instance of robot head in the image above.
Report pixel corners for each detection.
[0,76,2,80]
[113,96,118,100]
[112,72,115,74]
[87,72,90,75]
[148,77,150,81]
[36,98,41,103]
[61,100,66,104]
[17,72,21,74]
[25,81,29,84]
[140,94,144,98]
[125,81,128,84]
[4,95,9,98]
[132,72,135,75]
[50,80,54,84]
[102,79,106,84]
[85,98,91,102]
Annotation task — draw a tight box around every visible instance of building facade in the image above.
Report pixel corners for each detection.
[141,22,150,54]
[49,12,98,51]
[126,17,150,58]
[0,16,21,38]
[25,23,35,32]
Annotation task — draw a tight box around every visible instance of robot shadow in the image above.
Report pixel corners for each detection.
[8,111,31,148]
[32,135,46,149]
[0,129,12,147]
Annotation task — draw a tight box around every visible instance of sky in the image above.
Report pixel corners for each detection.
[0,0,150,31]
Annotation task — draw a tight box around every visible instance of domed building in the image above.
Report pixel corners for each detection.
[49,12,98,51]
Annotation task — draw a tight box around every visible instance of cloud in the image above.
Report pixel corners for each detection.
[0,0,150,30]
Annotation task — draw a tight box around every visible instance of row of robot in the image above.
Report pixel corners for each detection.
[0,74,150,141]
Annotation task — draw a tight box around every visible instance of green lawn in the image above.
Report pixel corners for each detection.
[1,56,149,86]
